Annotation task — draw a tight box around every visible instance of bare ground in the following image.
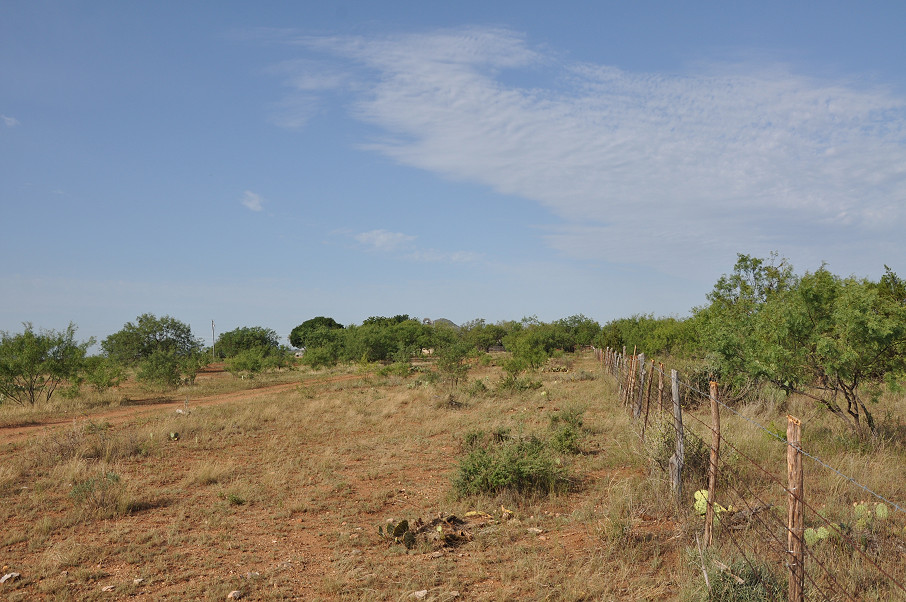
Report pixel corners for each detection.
[0,359,685,600]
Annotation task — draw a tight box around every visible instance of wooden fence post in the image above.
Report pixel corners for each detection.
[624,353,636,409]
[704,381,720,547]
[618,350,626,402]
[658,362,665,412]
[642,359,655,436]
[669,369,684,507]
[634,353,646,420]
[787,415,804,602]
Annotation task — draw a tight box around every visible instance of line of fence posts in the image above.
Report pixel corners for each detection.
[598,347,806,602]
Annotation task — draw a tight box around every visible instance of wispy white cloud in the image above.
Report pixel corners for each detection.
[354,229,415,252]
[275,26,906,275]
[265,59,352,128]
[241,190,265,211]
[350,229,481,263]
[407,249,483,263]
[1,114,20,127]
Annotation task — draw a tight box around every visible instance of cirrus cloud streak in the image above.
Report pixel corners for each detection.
[275,27,906,274]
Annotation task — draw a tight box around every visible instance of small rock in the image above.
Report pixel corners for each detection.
[410,591,428,600]
[133,578,144,585]
[227,591,243,600]
[0,572,20,584]
[102,585,115,592]
[430,551,443,558]
[526,527,543,534]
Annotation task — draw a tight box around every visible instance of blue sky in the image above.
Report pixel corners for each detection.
[2,1,906,348]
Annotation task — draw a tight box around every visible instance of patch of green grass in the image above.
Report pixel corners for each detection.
[705,558,786,601]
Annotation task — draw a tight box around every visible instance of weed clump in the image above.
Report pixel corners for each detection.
[548,407,586,455]
[69,470,135,518]
[645,417,710,488]
[704,559,786,601]
[453,431,573,497]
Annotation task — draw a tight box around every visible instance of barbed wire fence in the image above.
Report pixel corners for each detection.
[594,346,906,601]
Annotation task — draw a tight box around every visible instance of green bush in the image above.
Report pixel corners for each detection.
[301,346,339,369]
[548,408,585,454]
[377,361,411,377]
[215,326,280,359]
[453,432,572,497]
[83,356,125,392]
[137,349,182,390]
[466,379,489,396]
[550,425,582,455]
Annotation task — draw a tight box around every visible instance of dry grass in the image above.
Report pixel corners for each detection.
[0,353,904,600]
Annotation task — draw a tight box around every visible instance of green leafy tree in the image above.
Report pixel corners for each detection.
[342,317,435,363]
[754,268,906,431]
[102,314,203,365]
[103,314,205,390]
[0,323,93,405]
[461,319,508,352]
[696,253,796,388]
[289,316,344,349]
[595,314,695,357]
[435,339,473,391]
[698,255,906,433]
[215,326,281,359]
[554,314,602,348]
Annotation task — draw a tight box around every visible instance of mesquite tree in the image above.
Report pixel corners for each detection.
[0,323,92,405]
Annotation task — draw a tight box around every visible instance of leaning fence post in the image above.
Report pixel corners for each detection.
[669,369,684,507]
[787,415,804,602]
[704,381,721,547]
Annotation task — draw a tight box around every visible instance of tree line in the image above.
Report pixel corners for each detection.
[2,254,905,435]
[0,315,293,403]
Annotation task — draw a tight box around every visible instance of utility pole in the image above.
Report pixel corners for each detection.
[212,320,215,362]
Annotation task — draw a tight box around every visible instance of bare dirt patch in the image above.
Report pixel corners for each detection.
[0,357,684,600]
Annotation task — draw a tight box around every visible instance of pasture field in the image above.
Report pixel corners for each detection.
[1,353,904,600]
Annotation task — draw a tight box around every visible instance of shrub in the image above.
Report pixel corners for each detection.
[550,425,582,455]
[301,346,338,369]
[82,356,125,392]
[0,323,92,405]
[378,362,411,378]
[497,375,543,392]
[137,349,182,390]
[549,408,585,455]
[453,432,572,497]
[466,379,489,396]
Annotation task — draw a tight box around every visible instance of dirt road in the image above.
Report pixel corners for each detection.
[0,372,362,446]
